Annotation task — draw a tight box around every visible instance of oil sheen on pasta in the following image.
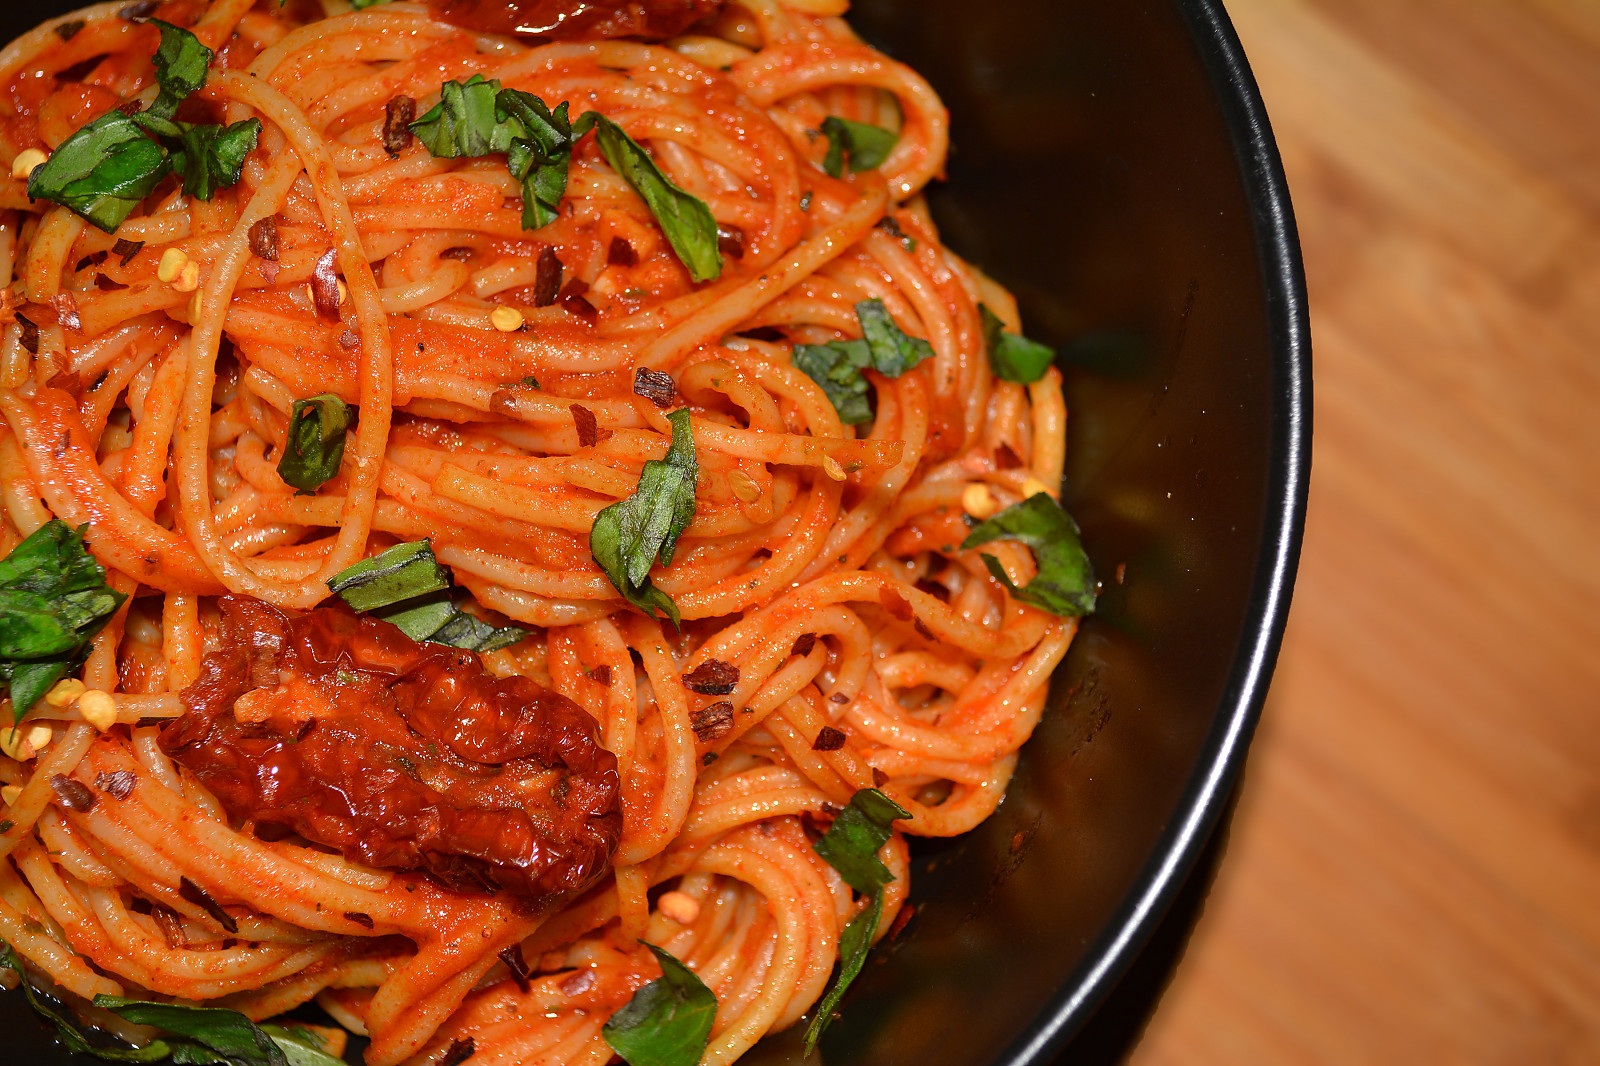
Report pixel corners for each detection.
[0,2,1078,1064]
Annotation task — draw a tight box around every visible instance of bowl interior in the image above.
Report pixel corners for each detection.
[0,1,1308,1064]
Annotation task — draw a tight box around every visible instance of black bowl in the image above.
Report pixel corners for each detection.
[0,1,1309,1063]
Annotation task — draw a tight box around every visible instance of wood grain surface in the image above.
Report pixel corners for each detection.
[1126,1,1600,1062]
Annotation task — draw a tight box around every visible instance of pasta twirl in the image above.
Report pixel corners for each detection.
[0,2,1086,1064]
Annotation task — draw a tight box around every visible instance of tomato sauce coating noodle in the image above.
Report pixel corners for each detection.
[0,1,1079,1063]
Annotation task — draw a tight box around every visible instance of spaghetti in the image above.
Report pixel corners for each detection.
[0,1,1088,1064]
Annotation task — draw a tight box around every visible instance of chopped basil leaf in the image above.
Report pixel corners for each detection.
[960,492,1096,617]
[980,304,1055,384]
[257,1025,349,1066]
[498,90,574,231]
[792,298,931,425]
[856,297,933,375]
[589,407,697,627]
[147,20,212,120]
[813,788,909,895]
[803,890,882,1055]
[349,0,392,7]
[95,997,287,1064]
[804,789,909,1052]
[28,22,255,230]
[327,539,450,612]
[573,112,722,283]
[410,79,576,232]
[602,943,717,1066]
[0,941,171,1061]
[820,116,897,178]
[276,394,350,493]
[792,339,874,424]
[166,118,263,201]
[410,75,513,158]
[326,540,528,652]
[0,521,124,723]
[27,110,172,233]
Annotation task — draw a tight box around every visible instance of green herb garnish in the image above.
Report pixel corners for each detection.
[602,943,717,1066]
[27,21,260,232]
[26,111,171,233]
[0,940,345,1064]
[980,304,1055,384]
[326,540,528,652]
[960,492,1096,617]
[573,112,722,283]
[804,788,910,1053]
[820,116,897,178]
[0,521,124,724]
[411,76,576,231]
[276,394,350,494]
[498,90,575,231]
[792,298,932,425]
[589,407,696,627]
[812,787,907,895]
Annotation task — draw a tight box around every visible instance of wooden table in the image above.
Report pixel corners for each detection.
[1126,1,1600,1061]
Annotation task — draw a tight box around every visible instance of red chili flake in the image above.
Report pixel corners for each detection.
[152,903,188,950]
[248,216,279,261]
[790,633,816,658]
[812,726,847,752]
[683,659,738,695]
[260,260,280,284]
[588,665,611,686]
[606,236,637,267]
[383,95,416,156]
[95,770,136,800]
[54,19,86,41]
[52,293,82,333]
[888,901,916,941]
[993,441,1023,469]
[112,238,144,266]
[49,774,96,812]
[74,251,107,272]
[178,877,239,934]
[438,1038,476,1066]
[558,278,596,322]
[46,370,82,396]
[632,367,676,407]
[94,273,128,291]
[118,1,156,19]
[343,911,374,929]
[15,314,37,354]
[716,223,745,260]
[439,246,474,261]
[310,248,341,322]
[499,944,532,992]
[878,586,915,623]
[913,618,936,641]
[571,403,598,448]
[690,701,735,743]
[338,330,360,350]
[533,247,562,307]
[871,767,889,787]
[830,692,849,705]
[559,968,596,996]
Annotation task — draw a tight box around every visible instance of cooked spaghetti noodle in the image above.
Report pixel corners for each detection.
[0,1,1080,1063]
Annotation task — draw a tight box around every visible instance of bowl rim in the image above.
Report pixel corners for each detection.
[997,1,1312,1062]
